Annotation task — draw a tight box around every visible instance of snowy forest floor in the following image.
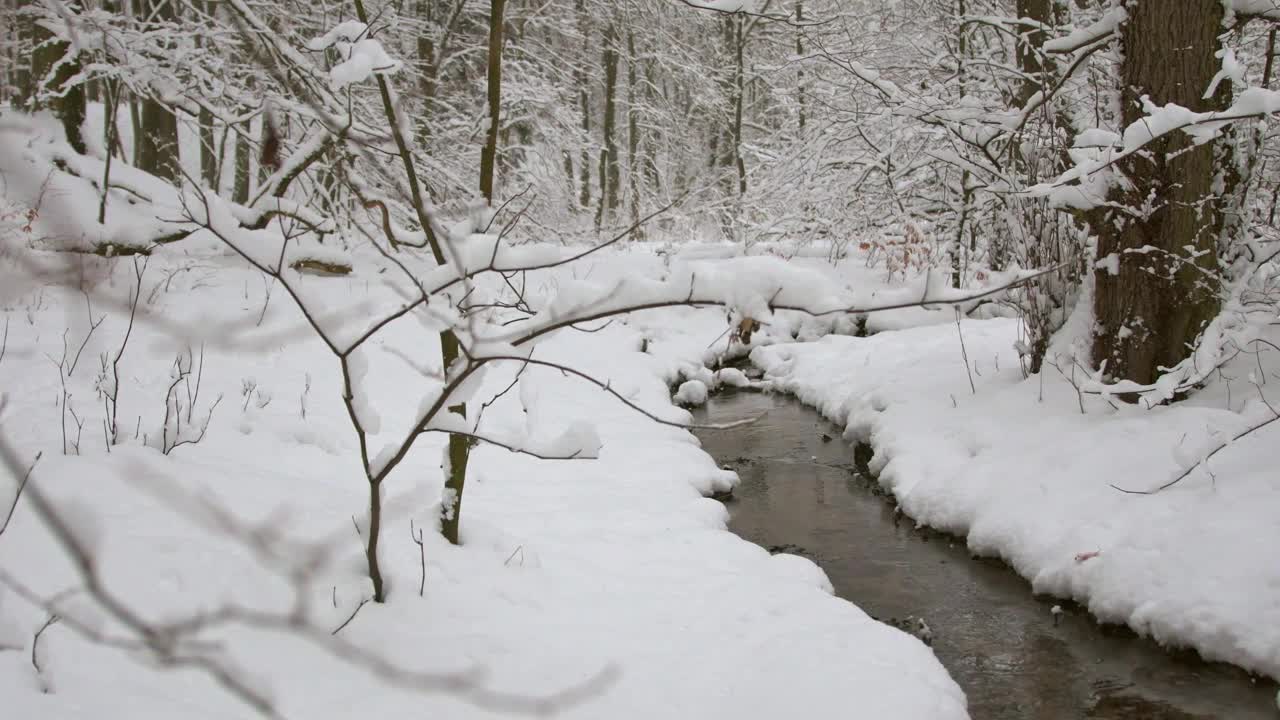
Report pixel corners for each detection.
[1,239,1277,719]
[0,244,966,719]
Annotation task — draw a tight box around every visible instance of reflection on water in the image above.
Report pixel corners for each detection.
[693,391,1277,720]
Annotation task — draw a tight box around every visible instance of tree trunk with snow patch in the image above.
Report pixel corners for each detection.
[1091,0,1228,387]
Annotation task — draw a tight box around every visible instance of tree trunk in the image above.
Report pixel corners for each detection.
[626,27,643,237]
[199,106,216,187]
[417,0,437,114]
[730,16,746,199]
[795,1,805,131]
[30,20,87,154]
[479,0,506,204]
[136,0,179,180]
[439,405,470,545]
[232,121,251,204]
[1013,0,1063,374]
[13,0,35,109]
[641,58,661,196]
[364,479,384,602]
[950,0,969,289]
[596,20,621,229]
[1014,0,1052,106]
[575,0,592,208]
[197,1,217,188]
[1091,0,1228,386]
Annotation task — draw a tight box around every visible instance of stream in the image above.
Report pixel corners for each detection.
[692,390,1278,720]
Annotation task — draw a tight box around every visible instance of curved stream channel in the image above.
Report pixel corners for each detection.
[692,390,1278,720]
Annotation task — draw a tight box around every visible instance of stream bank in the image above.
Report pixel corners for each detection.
[693,389,1277,720]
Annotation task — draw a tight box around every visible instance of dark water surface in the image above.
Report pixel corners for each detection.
[693,390,1278,720]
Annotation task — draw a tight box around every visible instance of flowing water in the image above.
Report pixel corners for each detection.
[692,390,1278,720]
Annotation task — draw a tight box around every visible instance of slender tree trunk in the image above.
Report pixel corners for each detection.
[417,0,437,116]
[196,2,217,187]
[1091,0,1228,386]
[443,0,508,546]
[129,93,142,166]
[575,0,592,208]
[232,120,251,204]
[596,19,620,229]
[417,0,464,142]
[951,0,969,289]
[99,79,122,223]
[795,1,805,131]
[730,16,746,199]
[642,58,661,195]
[439,385,470,545]
[626,27,643,237]
[198,106,216,186]
[1014,0,1051,106]
[364,479,384,601]
[479,0,506,204]
[1013,0,1060,373]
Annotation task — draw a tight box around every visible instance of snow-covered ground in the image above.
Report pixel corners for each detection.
[3,108,1275,714]
[0,246,967,719]
[752,313,1280,682]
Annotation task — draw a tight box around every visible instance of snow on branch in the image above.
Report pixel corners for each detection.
[1228,0,1280,21]
[1028,89,1280,208]
[673,0,828,27]
[1043,7,1126,55]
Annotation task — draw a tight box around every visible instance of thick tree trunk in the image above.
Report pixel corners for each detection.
[1091,0,1228,387]
[13,1,35,109]
[30,14,86,154]
[136,0,179,180]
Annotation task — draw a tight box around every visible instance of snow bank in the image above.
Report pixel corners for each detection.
[754,319,1280,680]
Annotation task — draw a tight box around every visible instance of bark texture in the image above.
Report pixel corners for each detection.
[136,0,180,180]
[479,0,507,204]
[29,9,86,154]
[1091,0,1228,386]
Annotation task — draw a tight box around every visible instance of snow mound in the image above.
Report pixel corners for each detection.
[675,379,709,406]
[715,367,751,388]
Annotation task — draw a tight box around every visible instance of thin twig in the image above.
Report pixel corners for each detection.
[410,520,426,597]
[954,307,975,395]
[331,597,370,635]
[32,613,60,692]
[1110,411,1280,495]
[0,451,41,537]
